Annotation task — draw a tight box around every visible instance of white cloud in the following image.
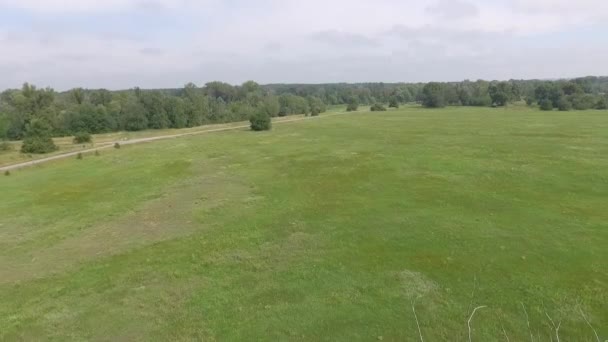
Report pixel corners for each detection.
[0,0,607,89]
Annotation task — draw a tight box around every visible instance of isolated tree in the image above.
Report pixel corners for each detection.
[421,82,445,108]
[249,112,272,131]
[21,117,57,154]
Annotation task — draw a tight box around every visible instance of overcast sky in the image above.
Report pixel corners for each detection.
[1,0,607,90]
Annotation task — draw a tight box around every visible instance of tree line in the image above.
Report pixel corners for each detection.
[1,77,607,153]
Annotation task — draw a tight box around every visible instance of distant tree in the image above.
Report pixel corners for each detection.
[311,107,320,116]
[249,112,272,131]
[571,94,596,110]
[370,103,387,111]
[70,88,86,105]
[259,96,280,117]
[122,99,148,131]
[21,117,57,154]
[421,82,445,108]
[489,83,510,106]
[346,97,359,111]
[73,131,92,144]
[557,97,572,111]
[388,97,399,108]
[595,97,608,110]
[539,99,553,111]
[89,89,113,106]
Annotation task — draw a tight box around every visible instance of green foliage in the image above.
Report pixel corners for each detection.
[488,83,511,106]
[595,97,608,110]
[122,99,148,131]
[20,118,57,154]
[422,82,445,108]
[388,97,399,108]
[346,97,359,111]
[249,112,272,131]
[370,103,387,111]
[114,142,121,149]
[76,152,83,160]
[4,170,9,176]
[539,99,554,111]
[73,131,92,144]
[557,97,572,111]
[95,150,100,156]
[278,94,309,116]
[310,107,320,116]
[259,96,280,118]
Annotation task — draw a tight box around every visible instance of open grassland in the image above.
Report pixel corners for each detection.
[1,106,607,341]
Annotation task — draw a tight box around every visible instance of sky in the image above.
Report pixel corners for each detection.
[1,0,608,90]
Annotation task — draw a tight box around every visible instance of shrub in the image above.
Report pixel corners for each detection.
[596,97,608,110]
[4,170,9,176]
[539,99,553,111]
[371,103,387,112]
[77,152,83,160]
[114,142,121,149]
[73,131,92,144]
[557,98,572,111]
[249,112,272,131]
[346,103,358,112]
[311,107,320,116]
[21,136,58,154]
[0,140,11,151]
[525,97,535,106]
[95,150,100,156]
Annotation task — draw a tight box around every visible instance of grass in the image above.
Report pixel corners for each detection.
[1,105,607,340]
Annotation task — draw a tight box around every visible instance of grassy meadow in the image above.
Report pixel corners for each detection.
[1,106,607,340]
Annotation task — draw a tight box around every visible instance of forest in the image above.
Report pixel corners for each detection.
[1,77,607,153]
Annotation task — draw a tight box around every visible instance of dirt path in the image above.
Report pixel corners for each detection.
[0,113,342,172]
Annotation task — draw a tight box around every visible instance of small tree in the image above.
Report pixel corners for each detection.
[311,107,320,116]
[371,103,387,111]
[389,97,399,108]
[114,142,121,149]
[346,97,359,112]
[73,131,92,144]
[539,99,553,111]
[21,118,57,154]
[249,112,272,131]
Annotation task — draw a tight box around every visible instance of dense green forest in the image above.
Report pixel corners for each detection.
[1,77,607,153]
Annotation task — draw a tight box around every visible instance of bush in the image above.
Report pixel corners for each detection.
[371,103,387,112]
[21,136,58,154]
[114,142,121,149]
[539,99,553,111]
[557,98,572,111]
[525,97,535,106]
[346,103,358,112]
[73,131,92,144]
[4,170,9,176]
[596,97,608,110]
[249,112,272,131]
[0,140,11,151]
[95,150,100,156]
[311,107,320,116]
[76,152,83,160]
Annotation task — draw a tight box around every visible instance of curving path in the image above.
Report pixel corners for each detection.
[0,113,343,172]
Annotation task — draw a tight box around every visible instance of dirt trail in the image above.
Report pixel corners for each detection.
[0,114,342,172]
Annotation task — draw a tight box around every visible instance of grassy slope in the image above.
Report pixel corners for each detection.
[1,106,607,341]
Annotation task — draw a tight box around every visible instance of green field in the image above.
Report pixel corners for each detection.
[1,106,607,341]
